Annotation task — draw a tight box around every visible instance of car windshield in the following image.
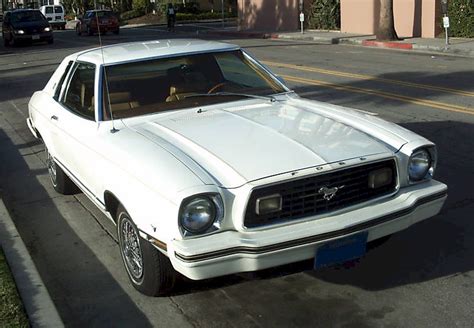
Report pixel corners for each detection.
[11,11,45,23]
[102,50,286,120]
[96,11,114,18]
[54,6,63,13]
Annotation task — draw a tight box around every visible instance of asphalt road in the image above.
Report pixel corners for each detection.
[1,25,473,328]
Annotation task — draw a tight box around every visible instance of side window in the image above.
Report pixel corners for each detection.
[61,62,96,120]
[45,7,53,14]
[53,61,73,101]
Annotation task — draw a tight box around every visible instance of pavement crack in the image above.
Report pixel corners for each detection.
[169,296,200,328]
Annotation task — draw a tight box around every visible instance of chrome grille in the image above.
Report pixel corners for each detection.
[244,159,397,228]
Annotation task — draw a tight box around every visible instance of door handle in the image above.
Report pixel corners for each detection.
[51,115,58,121]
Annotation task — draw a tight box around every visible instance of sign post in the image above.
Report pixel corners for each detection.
[441,0,450,48]
[299,12,304,34]
[299,0,304,34]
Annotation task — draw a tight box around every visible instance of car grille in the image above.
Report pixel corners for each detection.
[244,159,398,228]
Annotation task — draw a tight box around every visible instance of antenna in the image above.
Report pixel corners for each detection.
[94,0,118,133]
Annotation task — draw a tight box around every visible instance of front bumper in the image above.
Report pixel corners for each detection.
[14,32,53,43]
[168,180,447,280]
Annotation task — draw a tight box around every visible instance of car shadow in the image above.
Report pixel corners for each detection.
[0,126,153,326]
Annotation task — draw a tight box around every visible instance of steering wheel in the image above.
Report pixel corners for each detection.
[207,82,227,94]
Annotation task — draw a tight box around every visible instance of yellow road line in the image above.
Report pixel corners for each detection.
[281,74,474,115]
[263,60,474,98]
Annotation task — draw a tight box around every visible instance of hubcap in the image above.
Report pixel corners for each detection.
[120,218,144,280]
[46,148,57,186]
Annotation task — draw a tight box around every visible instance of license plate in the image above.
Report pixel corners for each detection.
[32,35,40,40]
[314,232,368,269]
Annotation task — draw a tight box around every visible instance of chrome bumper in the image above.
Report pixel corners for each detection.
[168,180,447,280]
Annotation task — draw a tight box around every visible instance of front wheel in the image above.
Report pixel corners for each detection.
[45,145,77,194]
[117,205,176,296]
[3,33,9,47]
[113,28,119,35]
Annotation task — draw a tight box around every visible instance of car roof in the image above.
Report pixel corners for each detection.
[73,39,240,66]
[7,9,41,13]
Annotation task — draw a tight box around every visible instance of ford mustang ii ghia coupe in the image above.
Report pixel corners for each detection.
[27,39,447,296]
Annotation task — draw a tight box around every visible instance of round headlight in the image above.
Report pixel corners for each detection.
[408,149,431,181]
[180,196,216,233]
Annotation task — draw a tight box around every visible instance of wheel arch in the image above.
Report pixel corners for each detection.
[104,190,121,223]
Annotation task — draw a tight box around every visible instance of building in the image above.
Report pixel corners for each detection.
[238,0,442,38]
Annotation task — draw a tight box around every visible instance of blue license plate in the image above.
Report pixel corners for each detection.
[314,232,368,269]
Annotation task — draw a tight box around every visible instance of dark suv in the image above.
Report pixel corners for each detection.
[2,9,53,46]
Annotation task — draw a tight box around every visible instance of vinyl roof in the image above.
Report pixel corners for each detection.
[72,39,240,66]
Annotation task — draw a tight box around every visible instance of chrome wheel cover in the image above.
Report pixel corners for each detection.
[120,217,144,281]
[46,148,57,187]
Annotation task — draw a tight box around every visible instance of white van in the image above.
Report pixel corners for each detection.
[40,5,66,30]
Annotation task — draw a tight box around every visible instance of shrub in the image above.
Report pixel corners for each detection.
[448,0,474,38]
[307,0,340,30]
[120,9,145,21]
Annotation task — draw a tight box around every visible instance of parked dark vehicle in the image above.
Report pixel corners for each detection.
[2,9,53,46]
[76,10,119,36]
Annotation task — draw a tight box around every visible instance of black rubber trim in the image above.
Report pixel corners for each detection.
[175,190,447,263]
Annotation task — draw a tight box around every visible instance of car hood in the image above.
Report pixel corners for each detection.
[127,97,424,188]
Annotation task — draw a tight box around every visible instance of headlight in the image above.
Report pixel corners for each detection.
[44,27,51,32]
[408,149,432,181]
[179,194,223,235]
[15,29,25,35]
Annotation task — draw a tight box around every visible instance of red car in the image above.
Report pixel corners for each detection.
[76,10,119,36]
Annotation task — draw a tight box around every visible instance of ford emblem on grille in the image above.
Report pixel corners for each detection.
[318,185,345,201]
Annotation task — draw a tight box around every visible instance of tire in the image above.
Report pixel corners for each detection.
[45,145,77,194]
[47,38,54,44]
[87,26,93,36]
[113,28,119,35]
[61,24,66,30]
[10,33,15,46]
[3,33,9,47]
[117,204,176,296]
[76,24,81,36]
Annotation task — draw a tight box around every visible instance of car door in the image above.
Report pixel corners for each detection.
[53,61,103,198]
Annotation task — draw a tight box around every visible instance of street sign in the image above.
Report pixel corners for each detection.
[299,13,304,22]
[443,16,450,28]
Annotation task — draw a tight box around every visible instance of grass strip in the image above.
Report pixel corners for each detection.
[0,247,29,328]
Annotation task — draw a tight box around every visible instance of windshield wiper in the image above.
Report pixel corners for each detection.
[184,92,276,102]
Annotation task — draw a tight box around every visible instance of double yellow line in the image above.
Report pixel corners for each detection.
[263,61,474,115]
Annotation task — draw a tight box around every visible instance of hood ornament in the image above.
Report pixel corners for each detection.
[318,185,345,201]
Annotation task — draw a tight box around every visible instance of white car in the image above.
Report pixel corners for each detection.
[27,39,447,296]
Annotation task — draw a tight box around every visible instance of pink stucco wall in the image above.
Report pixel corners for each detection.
[341,0,441,38]
[238,0,301,31]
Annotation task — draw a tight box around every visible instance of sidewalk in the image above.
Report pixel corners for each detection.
[206,29,474,58]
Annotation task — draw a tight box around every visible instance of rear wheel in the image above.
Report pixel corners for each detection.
[45,145,76,194]
[87,26,93,36]
[117,204,176,296]
[76,24,81,35]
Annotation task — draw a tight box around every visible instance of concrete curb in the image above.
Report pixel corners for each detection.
[0,198,64,328]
